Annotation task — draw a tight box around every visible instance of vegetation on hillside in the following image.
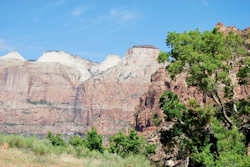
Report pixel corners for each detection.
[0,128,155,167]
[158,27,249,166]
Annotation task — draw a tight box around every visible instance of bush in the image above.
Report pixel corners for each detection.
[32,141,51,155]
[84,127,104,153]
[152,113,162,126]
[144,144,156,155]
[23,136,37,149]
[69,135,85,147]
[47,131,66,147]
[109,129,155,157]
[8,135,26,148]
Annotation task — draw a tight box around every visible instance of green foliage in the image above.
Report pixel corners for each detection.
[159,91,249,166]
[108,129,155,157]
[144,144,156,155]
[159,93,213,158]
[69,135,85,147]
[191,144,215,167]
[0,134,154,167]
[84,127,104,153]
[8,135,26,148]
[157,51,170,63]
[47,131,66,147]
[158,28,247,115]
[159,91,186,121]
[237,57,250,85]
[158,27,249,166]
[32,140,51,155]
[212,119,250,167]
[152,113,162,126]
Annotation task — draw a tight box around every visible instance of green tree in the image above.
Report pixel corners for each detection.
[159,92,214,166]
[158,27,249,166]
[158,28,247,128]
[159,91,250,166]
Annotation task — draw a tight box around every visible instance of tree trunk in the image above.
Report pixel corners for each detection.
[232,85,238,113]
[212,93,233,128]
[184,156,189,167]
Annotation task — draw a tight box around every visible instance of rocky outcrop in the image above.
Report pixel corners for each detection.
[0,46,161,137]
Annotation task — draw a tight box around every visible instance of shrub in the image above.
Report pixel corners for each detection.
[152,113,162,126]
[8,135,26,148]
[109,129,155,157]
[32,141,51,155]
[23,136,36,149]
[47,131,66,147]
[69,135,85,147]
[144,144,156,155]
[84,127,104,153]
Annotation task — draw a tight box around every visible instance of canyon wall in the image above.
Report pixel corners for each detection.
[0,46,161,137]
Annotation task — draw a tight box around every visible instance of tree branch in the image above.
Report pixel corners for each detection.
[212,93,233,128]
[232,86,238,113]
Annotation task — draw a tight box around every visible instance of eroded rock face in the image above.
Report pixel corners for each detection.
[0,46,161,136]
[75,47,161,135]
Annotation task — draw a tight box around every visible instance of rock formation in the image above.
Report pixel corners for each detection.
[0,46,161,137]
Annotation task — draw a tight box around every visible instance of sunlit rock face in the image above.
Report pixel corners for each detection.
[0,46,161,136]
[37,51,98,82]
[76,46,161,135]
[0,51,25,61]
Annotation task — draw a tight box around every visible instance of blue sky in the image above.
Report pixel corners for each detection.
[0,0,249,62]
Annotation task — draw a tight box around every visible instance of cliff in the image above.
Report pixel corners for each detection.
[0,46,161,137]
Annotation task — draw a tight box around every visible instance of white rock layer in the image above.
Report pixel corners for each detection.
[37,51,97,81]
[37,51,122,82]
[98,54,121,72]
[0,51,25,61]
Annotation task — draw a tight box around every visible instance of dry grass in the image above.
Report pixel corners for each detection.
[0,144,153,167]
[0,147,83,167]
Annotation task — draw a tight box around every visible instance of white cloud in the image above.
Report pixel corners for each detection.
[109,9,137,23]
[71,7,88,16]
[0,38,14,51]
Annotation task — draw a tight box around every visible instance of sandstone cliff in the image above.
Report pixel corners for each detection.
[0,46,161,137]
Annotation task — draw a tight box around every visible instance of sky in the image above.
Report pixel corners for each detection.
[0,0,249,62]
